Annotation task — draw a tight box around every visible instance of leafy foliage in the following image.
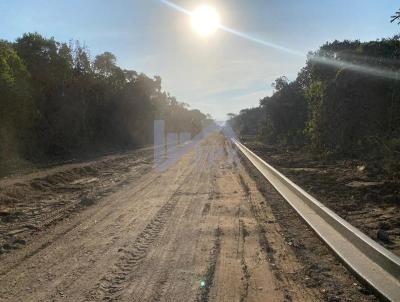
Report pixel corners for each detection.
[0,33,211,167]
[229,37,400,175]
[0,40,34,161]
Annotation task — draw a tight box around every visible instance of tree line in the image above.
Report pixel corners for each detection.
[228,36,400,175]
[0,33,211,169]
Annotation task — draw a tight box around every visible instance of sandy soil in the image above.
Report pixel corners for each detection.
[0,147,153,256]
[0,135,382,301]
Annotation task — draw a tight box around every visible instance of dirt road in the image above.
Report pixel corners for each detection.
[0,135,377,301]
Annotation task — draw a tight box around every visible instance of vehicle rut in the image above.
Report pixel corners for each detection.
[87,184,188,301]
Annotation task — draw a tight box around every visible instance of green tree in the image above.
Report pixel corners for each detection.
[0,41,34,160]
[94,52,117,76]
[0,32,211,170]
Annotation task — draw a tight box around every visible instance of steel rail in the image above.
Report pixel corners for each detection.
[232,138,400,301]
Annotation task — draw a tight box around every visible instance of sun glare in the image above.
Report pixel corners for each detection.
[191,5,220,36]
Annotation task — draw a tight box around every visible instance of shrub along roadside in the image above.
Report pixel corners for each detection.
[0,33,212,175]
[228,37,400,178]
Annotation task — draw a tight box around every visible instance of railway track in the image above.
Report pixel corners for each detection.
[232,138,400,302]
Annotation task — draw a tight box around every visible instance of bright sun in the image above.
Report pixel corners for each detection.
[191,5,220,36]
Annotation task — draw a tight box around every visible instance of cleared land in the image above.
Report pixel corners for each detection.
[244,142,400,256]
[0,135,378,301]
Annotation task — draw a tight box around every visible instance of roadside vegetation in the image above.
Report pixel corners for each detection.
[0,33,211,175]
[228,36,400,178]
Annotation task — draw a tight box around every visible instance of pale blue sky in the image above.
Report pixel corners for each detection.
[0,0,398,120]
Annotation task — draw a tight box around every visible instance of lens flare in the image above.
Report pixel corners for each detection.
[159,0,400,81]
[309,55,399,80]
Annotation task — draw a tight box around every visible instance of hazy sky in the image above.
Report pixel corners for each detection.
[0,0,399,120]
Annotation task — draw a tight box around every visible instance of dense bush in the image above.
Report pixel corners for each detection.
[229,37,400,173]
[0,33,211,168]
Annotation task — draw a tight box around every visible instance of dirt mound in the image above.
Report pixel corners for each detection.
[0,148,153,256]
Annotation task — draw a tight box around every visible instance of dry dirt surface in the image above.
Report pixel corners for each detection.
[0,135,380,301]
[244,142,400,257]
[0,147,153,256]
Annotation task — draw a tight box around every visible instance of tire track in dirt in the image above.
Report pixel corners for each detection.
[196,227,222,302]
[119,143,219,302]
[235,175,251,302]
[194,155,222,302]
[1,152,196,301]
[238,171,301,301]
[132,154,213,301]
[238,220,250,302]
[198,140,285,302]
[0,173,161,278]
[86,171,194,301]
[144,271,169,302]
